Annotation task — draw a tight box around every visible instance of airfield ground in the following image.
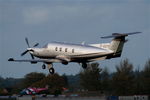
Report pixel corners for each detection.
[0,95,149,100]
[0,95,106,100]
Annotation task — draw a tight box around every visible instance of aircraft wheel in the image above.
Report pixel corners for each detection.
[49,68,55,74]
[42,64,46,69]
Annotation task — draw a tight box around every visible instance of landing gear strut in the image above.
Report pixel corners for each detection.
[41,63,55,74]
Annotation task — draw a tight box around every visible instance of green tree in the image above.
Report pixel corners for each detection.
[112,59,134,95]
[133,67,144,95]
[22,72,46,88]
[62,74,69,88]
[67,74,80,92]
[141,59,150,94]
[0,76,4,88]
[80,63,102,91]
[31,73,66,94]
[101,67,111,94]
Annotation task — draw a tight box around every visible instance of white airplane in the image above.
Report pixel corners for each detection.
[8,32,141,74]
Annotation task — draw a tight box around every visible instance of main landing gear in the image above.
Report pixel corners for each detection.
[42,64,55,74]
[81,63,88,69]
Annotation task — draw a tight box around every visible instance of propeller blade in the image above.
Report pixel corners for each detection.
[25,37,30,48]
[33,43,39,47]
[30,54,34,59]
[21,50,29,56]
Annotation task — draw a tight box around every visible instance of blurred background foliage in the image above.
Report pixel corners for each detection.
[0,59,150,96]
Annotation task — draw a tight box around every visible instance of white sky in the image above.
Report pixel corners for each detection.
[0,0,149,78]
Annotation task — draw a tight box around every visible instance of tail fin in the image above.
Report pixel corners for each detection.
[101,32,141,58]
[109,36,125,57]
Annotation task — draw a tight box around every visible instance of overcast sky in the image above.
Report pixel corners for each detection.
[0,0,149,78]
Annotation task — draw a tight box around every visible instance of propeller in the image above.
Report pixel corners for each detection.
[21,38,39,59]
[21,50,29,56]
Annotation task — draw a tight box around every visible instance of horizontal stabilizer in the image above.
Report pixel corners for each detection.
[101,32,141,39]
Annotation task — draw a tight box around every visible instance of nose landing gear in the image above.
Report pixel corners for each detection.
[49,68,55,74]
[42,64,55,74]
[47,64,55,74]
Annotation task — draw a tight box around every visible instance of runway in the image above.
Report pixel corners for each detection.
[0,95,106,100]
[1,95,149,100]
[35,97,105,100]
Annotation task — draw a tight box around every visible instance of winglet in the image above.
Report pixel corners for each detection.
[8,58,14,61]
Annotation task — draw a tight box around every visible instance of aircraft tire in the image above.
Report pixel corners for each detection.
[49,68,55,74]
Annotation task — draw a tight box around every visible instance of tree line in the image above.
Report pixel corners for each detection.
[79,59,150,95]
[0,59,150,96]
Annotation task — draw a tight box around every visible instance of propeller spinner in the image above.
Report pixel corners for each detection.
[21,38,39,59]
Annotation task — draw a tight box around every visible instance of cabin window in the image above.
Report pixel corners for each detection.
[72,49,74,53]
[55,47,58,51]
[65,48,67,52]
[60,47,62,52]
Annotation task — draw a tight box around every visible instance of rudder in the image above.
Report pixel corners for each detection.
[109,37,126,57]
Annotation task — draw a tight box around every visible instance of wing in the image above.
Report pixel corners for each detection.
[8,58,62,64]
[56,55,71,62]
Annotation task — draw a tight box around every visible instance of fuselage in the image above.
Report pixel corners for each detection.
[29,42,113,62]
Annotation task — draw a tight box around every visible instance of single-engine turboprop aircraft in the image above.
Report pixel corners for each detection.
[8,32,141,74]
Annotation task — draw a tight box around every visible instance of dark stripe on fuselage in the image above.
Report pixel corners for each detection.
[70,52,114,62]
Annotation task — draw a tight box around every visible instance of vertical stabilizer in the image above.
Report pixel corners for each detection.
[101,32,141,58]
[109,37,125,57]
